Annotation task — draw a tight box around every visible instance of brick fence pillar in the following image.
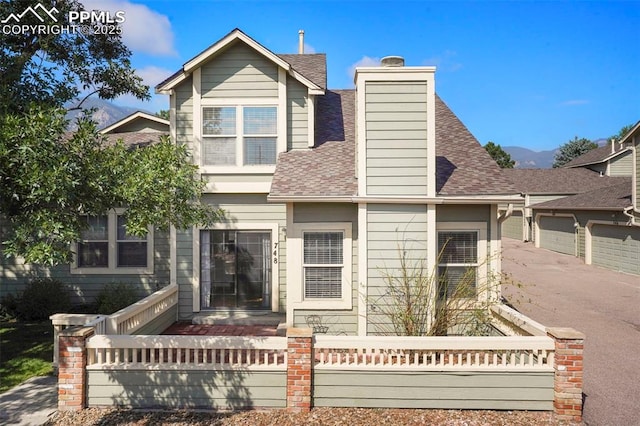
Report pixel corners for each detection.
[547,327,585,423]
[286,327,313,412]
[58,326,94,411]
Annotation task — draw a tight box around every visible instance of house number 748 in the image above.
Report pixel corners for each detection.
[273,242,278,264]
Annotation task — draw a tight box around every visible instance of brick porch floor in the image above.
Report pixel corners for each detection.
[162,322,278,336]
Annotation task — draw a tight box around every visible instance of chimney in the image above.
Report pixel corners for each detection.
[611,138,615,154]
[381,56,405,67]
[298,30,304,54]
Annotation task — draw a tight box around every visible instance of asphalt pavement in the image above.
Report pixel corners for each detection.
[0,375,57,425]
[502,238,640,426]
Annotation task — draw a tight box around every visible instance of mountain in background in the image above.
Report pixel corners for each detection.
[503,146,557,169]
[65,98,144,131]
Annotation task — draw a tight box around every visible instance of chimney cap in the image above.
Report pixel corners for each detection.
[381,56,405,67]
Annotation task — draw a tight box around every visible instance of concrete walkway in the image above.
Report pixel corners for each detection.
[501,238,640,426]
[0,375,57,425]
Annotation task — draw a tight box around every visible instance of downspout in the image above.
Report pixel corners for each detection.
[497,203,514,224]
[623,206,640,227]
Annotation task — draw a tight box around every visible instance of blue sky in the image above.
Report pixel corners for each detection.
[92,0,639,151]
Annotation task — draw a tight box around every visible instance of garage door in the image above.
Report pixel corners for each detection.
[591,225,640,275]
[539,216,576,256]
[502,211,523,240]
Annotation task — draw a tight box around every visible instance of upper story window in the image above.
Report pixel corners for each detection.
[202,106,277,166]
[73,211,153,274]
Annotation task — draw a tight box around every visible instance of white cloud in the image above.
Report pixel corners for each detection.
[303,43,316,54]
[422,50,462,72]
[83,0,176,56]
[347,56,381,82]
[559,99,590,106]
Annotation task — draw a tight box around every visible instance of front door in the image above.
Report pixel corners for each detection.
[200,230,272,309]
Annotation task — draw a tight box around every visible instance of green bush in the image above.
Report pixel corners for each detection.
[95,282,140,314]
[12,278,72,320]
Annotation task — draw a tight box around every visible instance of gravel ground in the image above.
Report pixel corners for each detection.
[46,407,581,425]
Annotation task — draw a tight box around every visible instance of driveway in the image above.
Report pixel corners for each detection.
[501,238,640,426]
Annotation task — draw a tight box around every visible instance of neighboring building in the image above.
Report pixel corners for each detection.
[501,168,627,242]
[2,29,523,333]
[563,140,633,177]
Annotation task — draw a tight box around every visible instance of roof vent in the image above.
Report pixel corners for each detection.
[381,56,405,67]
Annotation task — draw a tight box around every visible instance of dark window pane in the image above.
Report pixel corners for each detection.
[78,242,108,267]
[438,266,476,299]
[438,232,478,263]
[117,242,147,267]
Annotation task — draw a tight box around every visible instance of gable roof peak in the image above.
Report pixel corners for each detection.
[156,28,324,94]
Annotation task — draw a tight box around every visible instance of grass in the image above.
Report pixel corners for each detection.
[0,319,54,393]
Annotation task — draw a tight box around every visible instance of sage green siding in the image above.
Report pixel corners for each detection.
[591,224,640,275]
[287,78,309,150]
[609,151,633,176]
[0,223,170,305]
[200,43,278,98]
[365,81,429,195]
[87,370,286,409]
[313,370,553,410]
[636,144,640,209]
[366,204,428,335]
[502,210,524,240]
[174,75,193,147]
[292,203,358,335]
[175,195,286,320]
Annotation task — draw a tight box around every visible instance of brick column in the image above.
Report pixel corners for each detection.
[58,326,94,411]
[547,327,585,423]
[286,327,313,412]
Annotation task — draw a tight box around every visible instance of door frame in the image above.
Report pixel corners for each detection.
[192,223,280,313]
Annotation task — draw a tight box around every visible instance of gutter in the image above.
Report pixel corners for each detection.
[497,203,514,224]
[267,195,524,204]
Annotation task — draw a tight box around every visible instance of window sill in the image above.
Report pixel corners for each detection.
[199,165,276,175]
[293,299,352,310]
[70,266,154,275]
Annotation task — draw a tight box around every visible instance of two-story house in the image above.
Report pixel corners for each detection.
[155,29,520,334]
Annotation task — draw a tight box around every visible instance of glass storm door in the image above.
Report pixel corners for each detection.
[200,230,272,309]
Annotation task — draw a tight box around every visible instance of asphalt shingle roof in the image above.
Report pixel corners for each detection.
[533,180,632,211]
[270,92,517,198]
[503,168,629,194]
[278,54,327,89]
[270,90,356,197]
[563,144,630,168]
[435,96,515,195]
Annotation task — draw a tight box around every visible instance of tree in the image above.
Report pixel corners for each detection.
[0,1,221,265]
[484,141,515,168]
[610,123,635,143]
[552,137,598,168]
[0,0,148,113]
[156,110,170,120]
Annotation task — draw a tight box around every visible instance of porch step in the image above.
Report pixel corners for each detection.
[192,312,285,327]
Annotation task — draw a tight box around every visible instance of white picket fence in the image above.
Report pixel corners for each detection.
[85,335,288,371]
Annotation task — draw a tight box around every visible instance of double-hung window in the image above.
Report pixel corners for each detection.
[437,230,480,299]
[303,232,344,299]
[293,223,352,310]
[73,212,153,274]
[202,106,277,166]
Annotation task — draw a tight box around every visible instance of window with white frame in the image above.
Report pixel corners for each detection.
[74,212,153,274]
[202,106,277,166]
[303,231,344,299]
[437,230,480,299]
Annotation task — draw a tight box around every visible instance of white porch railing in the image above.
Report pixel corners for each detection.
[106,284,178,335]
[50,284,178,368]
[314,335,555,371]
[86,335,288,370]
[490,303,548,336]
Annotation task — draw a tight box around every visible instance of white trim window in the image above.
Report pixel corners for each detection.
[436,222,487,300]
[202,105,277,166]
[290,222,352,310]
[73,212,154,274]
[303,231,344,299]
